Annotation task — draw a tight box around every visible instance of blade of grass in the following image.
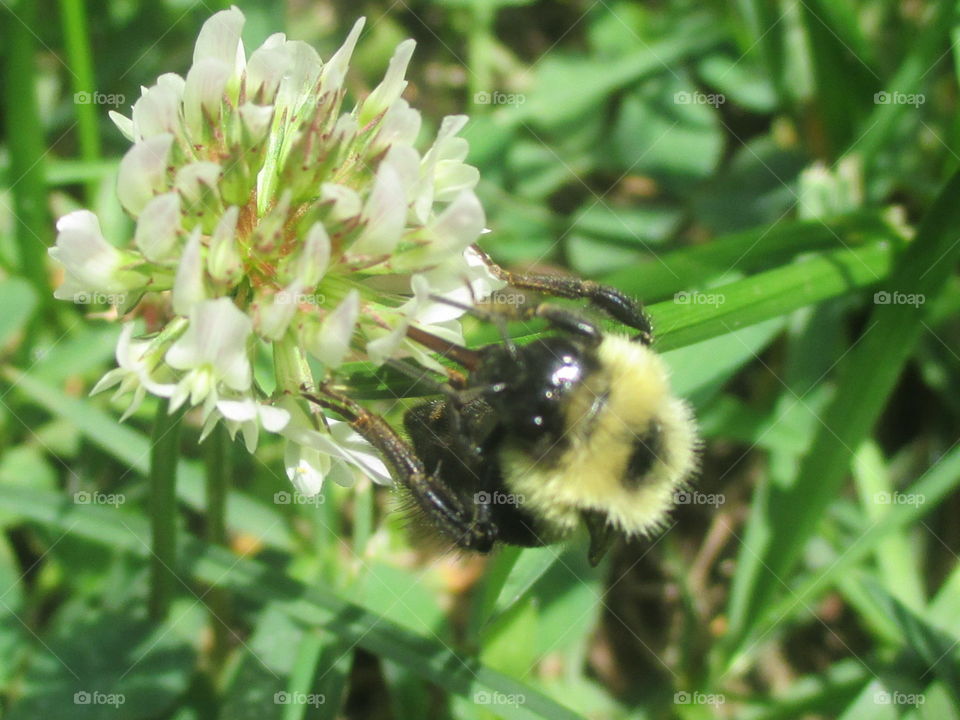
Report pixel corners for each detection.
[604,211,897,302]
[860,577,960,703]
[721,167,960,669]
[0,278,38,349]
[733,0,789,105]
[204,424,232,663]
[311,635,353,720]
[852,440,925,611]
[2,1,51,325]
[741,442,960,668]
[649,239,893,352]
[510,14,725,130]
[840,1,956,170]
[345,239,893,400]
[799,0,875,155]
[57,0,101,204]
[739,659,867,720]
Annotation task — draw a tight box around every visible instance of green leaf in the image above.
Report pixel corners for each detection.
[29,325,121,384]
[610,75,724,188]
[697,53,777,112]
[692,136,805,233]
[859,578,960,704]
[514,17,725,130]
[745,442,960,664]
[664,316,786,404]
[851,441,925,612]
[571,203,682,248]
[489,546,564,622]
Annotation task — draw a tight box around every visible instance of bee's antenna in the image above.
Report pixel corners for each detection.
[384,358,495,404]
[405,325,483,371]
[426,293,518,360]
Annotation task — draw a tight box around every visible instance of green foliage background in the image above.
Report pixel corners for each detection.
[1,0,959,718]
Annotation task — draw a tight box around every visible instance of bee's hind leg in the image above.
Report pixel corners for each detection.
[303,384,498,553]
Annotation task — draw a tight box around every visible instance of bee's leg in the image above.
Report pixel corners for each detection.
[472,245,653,345]
[529,304,603,346]
[304,385,497,552]
[383,358,489,460]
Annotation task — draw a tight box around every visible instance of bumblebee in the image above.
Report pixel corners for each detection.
[307,252,698,565]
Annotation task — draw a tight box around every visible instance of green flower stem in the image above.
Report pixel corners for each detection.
[204,424,231,662]
[58,0,101,204]
[149,399,185,621]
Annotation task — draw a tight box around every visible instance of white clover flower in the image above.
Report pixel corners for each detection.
[279,397,390,496]
[165,298,253,413]
[200,397,291,453]
[49,211,149,301]
[50,6,503,494]
[90,324,178,420]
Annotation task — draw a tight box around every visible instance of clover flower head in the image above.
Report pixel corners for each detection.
[49,6,503,493]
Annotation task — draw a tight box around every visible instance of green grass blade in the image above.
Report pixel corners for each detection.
[148,399,183,620]
[58,0,101,203]
[649,240,893,351]
[859,577,960,704]
[722,168,960,668]
[604,211,896,302]
[743,442,960,666]
[2,1,51,321]
[841,1,956,169]
[852,441,925,611]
